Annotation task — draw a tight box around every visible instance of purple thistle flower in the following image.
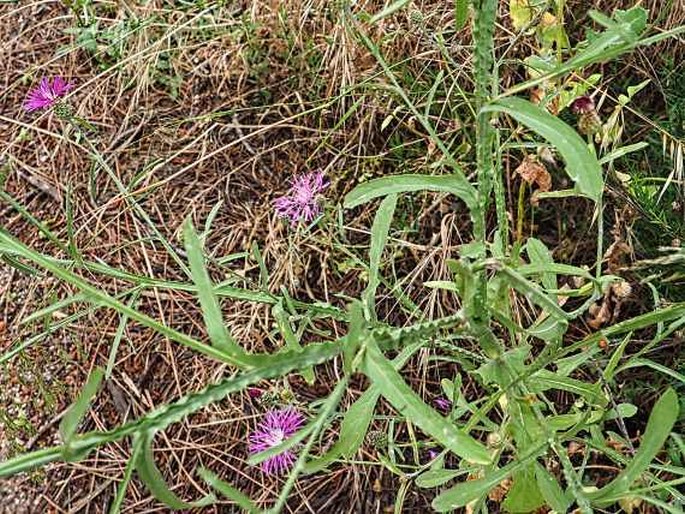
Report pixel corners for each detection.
[249,407,305,475]
[24,76,74,112]
[434,397,452,413]
[274,171,329,226]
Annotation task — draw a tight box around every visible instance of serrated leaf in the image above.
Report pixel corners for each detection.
[0,340,344,478]
[484,97,603,201]
[362,342,491,465]
[344,174,477,211]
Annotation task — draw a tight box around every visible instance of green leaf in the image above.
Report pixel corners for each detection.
[525,238,557,293]
[603,333,631,382]
[502,466,545,513]
[135,431,215,510]
[363,194,397,321]
[535,462,571,513]
[432,444,547,511]
[305,342,421,473]
[362,342,491,465]
[0,446,63,478]
[344,174,477,211]
[304,387,379,473]
[454,0,469,30]
[199,468,261,513]
[183,219,243,357]
[424,280,460,293]
[617,358,685,385]
[60,367,104,444]
[509,0,534,31]
[529,369,606,406]
[504,6,649,97]
[416,468,465,488]
[484,97,603,202]
[273,301,314,384]
[588,388,679,506]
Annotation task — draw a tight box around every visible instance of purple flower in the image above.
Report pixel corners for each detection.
[434,397,452,413]
[249,407,305,475]
[274,171,328,226]
[24,76,74,112]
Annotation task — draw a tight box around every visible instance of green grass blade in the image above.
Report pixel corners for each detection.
[109,439,143,514]
[0,230,252,367]
[484,97,603,202]
[183,219,243,357]
[106,290,140,379]
[199,468,262,514]
[362,342,491,465]
[344,174,477,211]
[60,367,104,444]
[135,431,215,510]
[273,301,314,384]
[362,193,397,321]
[368,0,411,24]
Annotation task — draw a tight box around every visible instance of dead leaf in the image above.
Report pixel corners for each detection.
[488,477,512,502]
[587,280,632,329]
[516,155,552,193]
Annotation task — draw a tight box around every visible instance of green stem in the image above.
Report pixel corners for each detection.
[470,0,500,348]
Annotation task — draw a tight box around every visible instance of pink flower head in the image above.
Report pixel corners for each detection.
[24,76,74,112]
[274,171,329,226]
[434,397,452,413]
[571,95,595,115]
[249,407,305,475]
